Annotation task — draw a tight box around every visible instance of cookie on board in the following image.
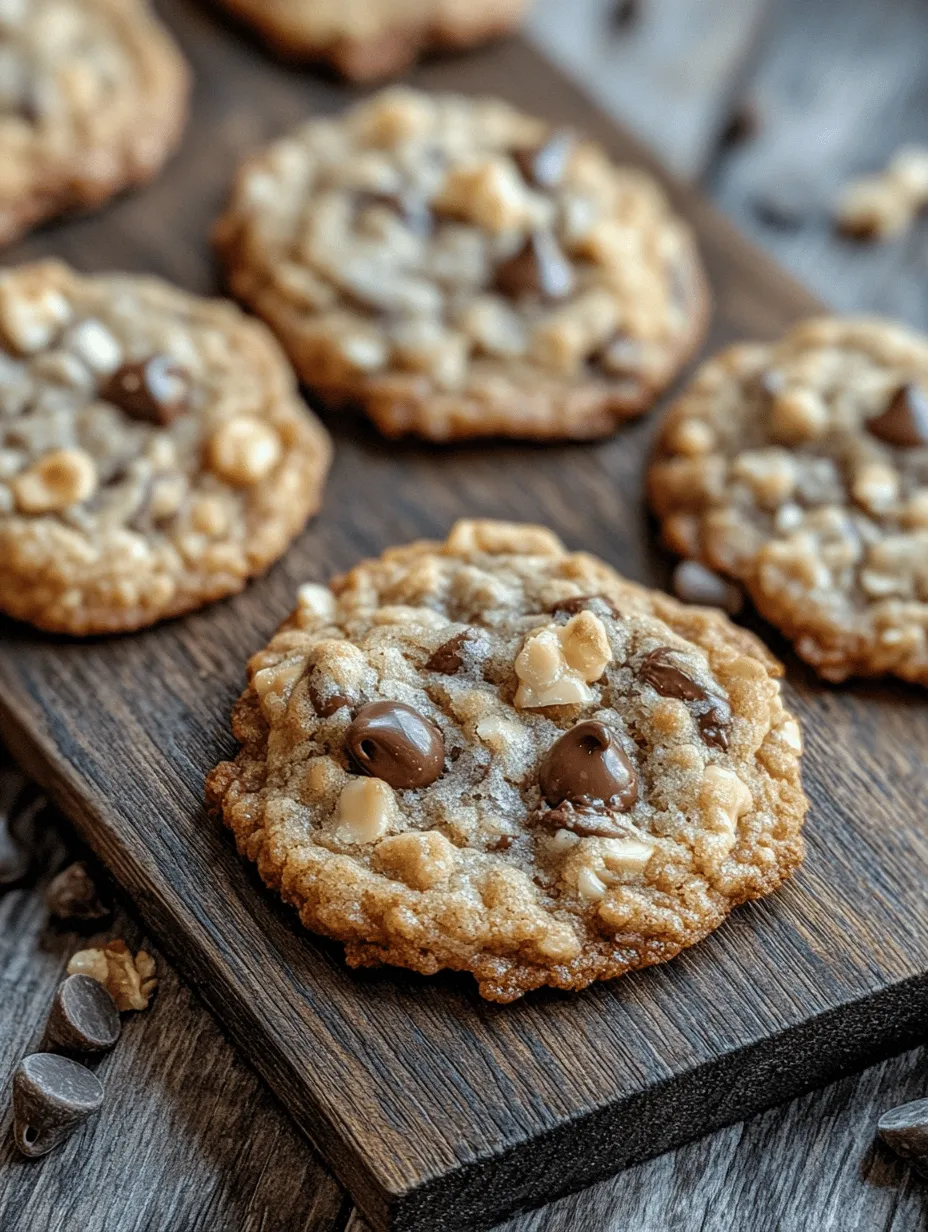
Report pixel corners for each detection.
[214,88,709,442]
[649,318,928,684]
[207,519,806,1002]
[0,0,190,246]
[0,261,332,635]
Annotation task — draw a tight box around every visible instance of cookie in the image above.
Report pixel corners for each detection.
[215,0,529,82]
[0,260,332,635]
[206,519,806,1002]
[649,318,928,684]
[0,0,190,247]
[214,87,709,442]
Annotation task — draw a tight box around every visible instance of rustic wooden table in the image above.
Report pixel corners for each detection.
[2,1,927,1229]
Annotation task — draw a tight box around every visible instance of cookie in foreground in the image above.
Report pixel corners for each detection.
[0,261,332,635]
[206,519,806,1002]
[649,317,928,684]
[215,0,530,81]
[214,87,709,442]
[0,0,189,246]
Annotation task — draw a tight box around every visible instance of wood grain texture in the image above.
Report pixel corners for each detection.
[529,0,771,179]
[709,0,928,330]
[2,764,925,1232]
[0,758,350,1232]
[1,4,928,1231]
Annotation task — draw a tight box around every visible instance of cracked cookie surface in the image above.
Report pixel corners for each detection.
[0,260,332,635]
[0,0,189,246]
[214,87,709,442]
[216,0,529,81]
[649,318,928,684]
[206,519,806,1002]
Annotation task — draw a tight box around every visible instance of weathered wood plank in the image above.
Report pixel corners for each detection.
[0,765,348,1232]
[3,775,925,1232]
[528,0,771,179]
[709,0,928,330]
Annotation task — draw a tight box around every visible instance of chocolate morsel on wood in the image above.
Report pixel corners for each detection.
[12,1053,104,1158]
[41,975,121,1056]
[878,1098,928,1177]
[45,861,110,922]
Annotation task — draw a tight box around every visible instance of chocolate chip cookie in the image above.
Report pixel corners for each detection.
[214,88,709,441]
[215,0,529,81]
[206,519,806,1002]
[0,0,189,247]
[649,318,928,684]
[0,261,332,635]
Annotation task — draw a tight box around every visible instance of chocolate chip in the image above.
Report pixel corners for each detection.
[45,861,110,923]
[549,595,621,619]
[358,191,432,239]
[0,810,30,890]
[639,648,733,750]
[866,384,928,447]
[699,699,732,751]
[639,647,706,701]
[101,356,190,426]
[537,799,634,839]
[12,1053,104,1158]
[720,100,760,148]
[308,674,352,718]
[41,975,121,1056]
[513,129,575,190]
[672,561,743,616]
[878,1098,928,1178]
[346,701,445,790]
[611,0,640,28]
[539,721,639,813]
[0,771,35,890]
[494,232,576,302]
[426,629,476,675]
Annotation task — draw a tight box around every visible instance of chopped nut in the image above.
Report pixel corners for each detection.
[836,146,928,241]
[335,777,396,844]
[208,417,282,485]
[12,448,97,513]
[66,940,158,1012]
[515,612,612,708]
[0,272,71,353]
[374,830,457,890]
[45,861,110,923]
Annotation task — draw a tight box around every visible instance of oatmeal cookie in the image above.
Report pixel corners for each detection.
[0,0,189,247]
[214,88,709,441]
[649,318,928,684]
[0,261,332,635]
[216,0,529,81]
[206,519,806,1002]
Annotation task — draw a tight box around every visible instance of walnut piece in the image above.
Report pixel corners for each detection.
[66,940,158,1012]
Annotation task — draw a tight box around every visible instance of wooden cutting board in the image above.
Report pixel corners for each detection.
[2,4,927,1230]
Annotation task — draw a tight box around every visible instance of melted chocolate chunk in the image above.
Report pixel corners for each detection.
[539,721,638,813]
[537,798,633,839]
[513,129,575,190]
[101,356,190,426]
[426,629,477,675]
[866,384,928,448]
[639,648,732,750]
[494,232,575,302]
[346,701,444,789]
[639,647,706,701]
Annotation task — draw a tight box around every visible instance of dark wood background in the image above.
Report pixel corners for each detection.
[2,0,928,1229]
